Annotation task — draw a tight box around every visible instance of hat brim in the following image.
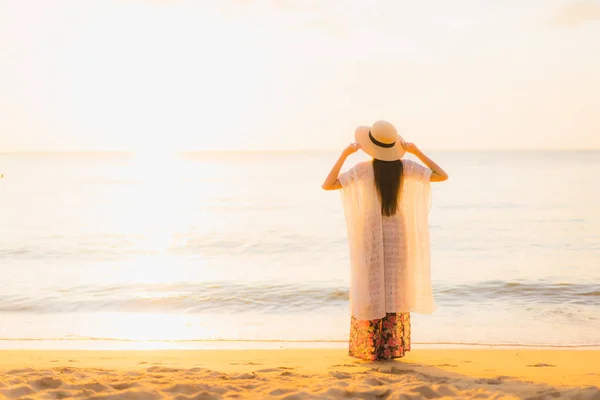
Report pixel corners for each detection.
[355,126,406,161]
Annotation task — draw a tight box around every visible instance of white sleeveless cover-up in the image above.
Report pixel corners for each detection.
[339,159,434,320]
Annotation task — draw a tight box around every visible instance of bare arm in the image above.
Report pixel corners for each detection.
[321,143,360,190]
[402,142,449,182]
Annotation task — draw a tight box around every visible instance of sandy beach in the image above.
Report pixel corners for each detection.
[0,348,598,399]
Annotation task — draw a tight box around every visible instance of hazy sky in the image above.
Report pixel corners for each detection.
[0,0,599,152]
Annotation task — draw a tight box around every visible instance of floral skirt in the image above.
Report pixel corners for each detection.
[349,313,411,361]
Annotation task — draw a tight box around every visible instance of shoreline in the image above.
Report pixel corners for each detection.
[0,349,598,399]
[0,339,599,351]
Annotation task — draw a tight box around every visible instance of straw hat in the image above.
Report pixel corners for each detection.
[355,121,406,161]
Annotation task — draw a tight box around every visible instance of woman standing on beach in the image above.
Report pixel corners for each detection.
[322,121,448,361]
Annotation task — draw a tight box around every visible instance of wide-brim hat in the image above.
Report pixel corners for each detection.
[355,120,406,161]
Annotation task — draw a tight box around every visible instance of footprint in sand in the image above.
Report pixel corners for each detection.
[232,372,257,380]
[436,364,458,368]
[411,385,440,399]
[475,377,503,385]
[146,367,181,373]
[56,367,77,375]
[7,368,35,375]
[256,367,295,373]
[363,377,385,386]
[3,385,36,398]
[527,363,556,368]
[71,382,110,392]
[189,367,210,373]
[111,382,140,391]
[329,371,352,379]
[30,377,63,390]
[268,388,296,396]
[372,367,415,375]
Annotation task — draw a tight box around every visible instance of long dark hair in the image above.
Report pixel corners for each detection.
[373,159,403,217]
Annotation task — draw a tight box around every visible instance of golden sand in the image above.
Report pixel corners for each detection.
[0,349,598,399]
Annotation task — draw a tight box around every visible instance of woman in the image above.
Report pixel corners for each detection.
[322,120,448,361]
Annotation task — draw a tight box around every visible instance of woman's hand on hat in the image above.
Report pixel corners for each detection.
[401,141,419,155]
[343,142,361,156]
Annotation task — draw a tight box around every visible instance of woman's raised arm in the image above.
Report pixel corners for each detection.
[321,143,360,190]
[402,142,448,182]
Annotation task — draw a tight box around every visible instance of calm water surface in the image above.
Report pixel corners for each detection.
[0,151,598,348]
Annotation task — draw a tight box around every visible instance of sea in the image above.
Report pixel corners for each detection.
[0,150,598,350]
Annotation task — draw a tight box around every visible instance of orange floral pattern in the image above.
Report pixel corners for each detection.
[349,313,411,361]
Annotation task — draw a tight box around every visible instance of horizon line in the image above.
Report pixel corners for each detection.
[1,148,599,155]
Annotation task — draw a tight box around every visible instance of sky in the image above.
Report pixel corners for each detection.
[0,0,599,152]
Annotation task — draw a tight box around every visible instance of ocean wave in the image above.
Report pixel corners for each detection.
[437,281,600,305]
[0,281,597,314]
[0,282,350,314]
[0,235,346,259]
